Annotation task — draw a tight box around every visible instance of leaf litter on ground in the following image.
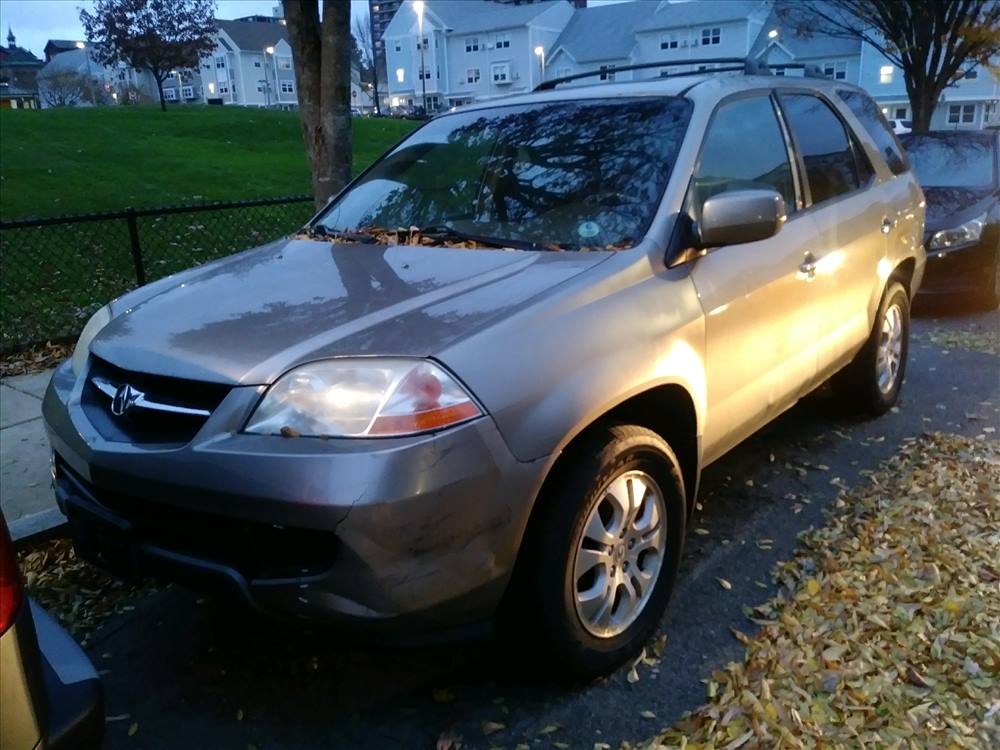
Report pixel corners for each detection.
[16,538,158,645]
[628,432,1000,750]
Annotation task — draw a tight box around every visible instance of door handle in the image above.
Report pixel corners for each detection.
[799,252,817,280]
[881,217,895,235]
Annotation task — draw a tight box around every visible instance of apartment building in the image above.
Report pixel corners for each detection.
[382,0,574,111]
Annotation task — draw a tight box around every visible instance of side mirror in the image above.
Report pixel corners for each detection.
[697,189,786,248]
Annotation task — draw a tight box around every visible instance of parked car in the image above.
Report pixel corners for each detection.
[0,516,103,749]
[899,130,999,308]
[44,65,924,676]
[888,118,912,135]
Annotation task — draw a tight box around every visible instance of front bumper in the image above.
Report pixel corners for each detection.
[43,359,549,630]
[918,233,999,297]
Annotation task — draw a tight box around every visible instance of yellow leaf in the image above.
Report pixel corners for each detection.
[805,578,821,596]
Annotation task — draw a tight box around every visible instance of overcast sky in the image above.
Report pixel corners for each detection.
[0,0,371,57]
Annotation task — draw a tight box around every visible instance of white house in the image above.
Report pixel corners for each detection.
[37,45,156,107]
[382,0,575,111]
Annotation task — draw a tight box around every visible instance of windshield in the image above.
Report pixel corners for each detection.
[899,133,997,189]
[315,97,692,251]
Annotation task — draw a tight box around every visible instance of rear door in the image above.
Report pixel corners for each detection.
[775,92,888,380]
[689,93,821,463]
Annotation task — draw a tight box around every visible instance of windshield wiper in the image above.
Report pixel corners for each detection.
[416,224,547,251]
[299,224,380,243]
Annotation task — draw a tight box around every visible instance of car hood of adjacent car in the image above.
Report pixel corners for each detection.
[921,186,997,234]
[89,238,612,385]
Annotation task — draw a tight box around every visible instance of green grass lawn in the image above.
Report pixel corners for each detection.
[0,105,418,351]
[0,105,417,220]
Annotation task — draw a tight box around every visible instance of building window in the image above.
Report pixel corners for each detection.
[207,81,216,95]
[182,86,193,98]
[701,27,721,46]
[491,63,509,83]
[466,68,480,83]
[964,68,979,79]
[419,66,431,80]
[215,56,226,68]
[660,32,679,50]
[277,56,292,70]
[254,59,262,68]
[599,64,615,81]
[163,88,177,100]
[465,37,479,52]
[280,80,294,94]
[393,40,401,52]
[950,103,976,124]
[419,36,428,49]
[556,67,572,78]
[822,61,847,80]
[894,106,907,119]
[495,33,510,49]
[218,84,229,94]
[879,65,893,84]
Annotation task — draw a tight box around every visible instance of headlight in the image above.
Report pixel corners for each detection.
[245,358,483,438]
[71,305,112,377]
[929,212,986,251]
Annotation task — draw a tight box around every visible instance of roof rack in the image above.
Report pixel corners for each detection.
[534,57,770,91]
[766,62,827,79]
[533,57,828,92]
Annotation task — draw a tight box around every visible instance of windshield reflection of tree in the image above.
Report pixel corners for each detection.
[328,100,689,250]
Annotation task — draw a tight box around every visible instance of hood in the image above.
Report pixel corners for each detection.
[921,186,997,232]
[91,239,610,385]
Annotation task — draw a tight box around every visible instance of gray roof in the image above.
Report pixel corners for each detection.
[550,2,651,64]
[0,46,42,65]
[405,0,565,35]
[217,19,289,50]
[45,39,82,51]
[634,0,767,32]
[749,7,861,60]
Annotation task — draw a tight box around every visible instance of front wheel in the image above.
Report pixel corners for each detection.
[833,281,910,415]
[504,425,686,678]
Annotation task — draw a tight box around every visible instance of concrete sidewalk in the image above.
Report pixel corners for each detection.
[1,369,64,536]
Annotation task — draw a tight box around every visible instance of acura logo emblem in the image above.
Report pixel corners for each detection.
[111,383,143,416]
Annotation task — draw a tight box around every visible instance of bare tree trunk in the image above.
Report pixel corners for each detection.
[154,75,166,112]
[904,72,940,133]
[286,0,353,210]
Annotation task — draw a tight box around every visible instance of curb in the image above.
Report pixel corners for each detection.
[10,507,69,549]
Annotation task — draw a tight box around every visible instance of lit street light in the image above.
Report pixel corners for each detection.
[534,45,545,81]
[263,46,275,107]
[76,41,94,104]
[413,0,427,113]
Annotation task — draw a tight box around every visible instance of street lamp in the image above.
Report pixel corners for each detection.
[767,28,779,39]
[413,0,427,113]
[263,46,275,107]
[534,45,545,81]
[76,41,94,104]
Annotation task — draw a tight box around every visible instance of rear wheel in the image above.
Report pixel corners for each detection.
[505,425,686,678]
[832,281,910,415]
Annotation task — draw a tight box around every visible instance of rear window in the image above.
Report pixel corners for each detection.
[837,89,909,176]
[779,93,866,206]
[899,133,996,188]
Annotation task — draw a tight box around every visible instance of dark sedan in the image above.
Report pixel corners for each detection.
[900,130,1000,308]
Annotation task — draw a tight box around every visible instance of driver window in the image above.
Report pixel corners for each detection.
[690,95,796,220]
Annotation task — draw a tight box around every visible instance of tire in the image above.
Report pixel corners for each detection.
[975,258,1000,311]
[832,281,910,416]
[503,425,686,678]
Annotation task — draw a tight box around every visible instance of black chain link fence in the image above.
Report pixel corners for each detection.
[0,196,315,353]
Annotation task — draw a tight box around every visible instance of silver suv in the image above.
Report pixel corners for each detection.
[44,63,925,676]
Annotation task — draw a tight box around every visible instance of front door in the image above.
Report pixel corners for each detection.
[687,93,821,463]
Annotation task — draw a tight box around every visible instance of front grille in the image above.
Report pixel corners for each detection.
[83,356,231,444]
[57,456,339,580]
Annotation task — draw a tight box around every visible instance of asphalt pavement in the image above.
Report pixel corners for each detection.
[20,307,1000,750]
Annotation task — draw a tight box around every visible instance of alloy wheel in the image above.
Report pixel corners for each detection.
[572,470,667,639]
[876,302,903,394]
